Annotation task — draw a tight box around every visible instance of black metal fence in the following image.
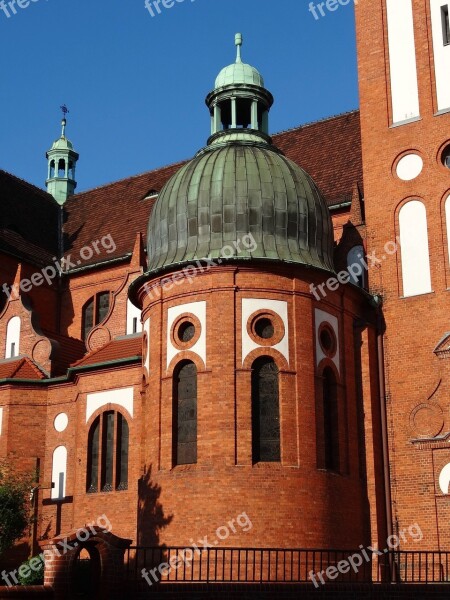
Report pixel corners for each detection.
[124,546,450,589]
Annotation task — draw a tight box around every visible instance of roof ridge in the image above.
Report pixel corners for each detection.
[272,109,360,137]
[71,159,188,198]
[71,339,112,367]
[9,357,26,378]
[0,169,57,207]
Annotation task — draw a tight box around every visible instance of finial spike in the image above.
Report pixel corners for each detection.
[60,104,69,137]
[235,33,243,63]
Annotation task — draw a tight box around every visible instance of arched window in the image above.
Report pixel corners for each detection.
[322,367,339,472]
[5,316,20,359]
[444,195,450,266]
[252,357,281,463]
[82,292,110,340]
[51,446,67,500]
[347,245,366,288]
[86,411,129,493]
[173,361,197,466]
[58,158,66,178]
[399,200,432,297]
[49,160,55,179]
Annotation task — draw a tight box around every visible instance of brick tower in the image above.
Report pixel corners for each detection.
[356,0,450,548]
[130,34,380,550]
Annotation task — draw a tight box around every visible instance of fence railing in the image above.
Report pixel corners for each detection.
[124,546,450,589]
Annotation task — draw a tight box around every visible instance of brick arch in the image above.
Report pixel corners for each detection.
[242,347,290,372]
[167,350,206,375]
[40,527,131,600]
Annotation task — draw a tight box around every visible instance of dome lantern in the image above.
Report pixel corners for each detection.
[46,107,79,206]
[206,33,273,142]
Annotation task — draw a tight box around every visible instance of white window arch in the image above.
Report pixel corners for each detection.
[444,195,450,267]
[399,200,432,297]
[51,446,67,500]
[126,299,142,335]
[5,316,20,359]
[347,245,366,287]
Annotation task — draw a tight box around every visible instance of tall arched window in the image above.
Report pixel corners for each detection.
[173,361,197,466]
[399,200,432,297]
[444,195,450,267]
[347,245,366,288]
[51,446,67,500]
[86,411,129,493]
[82,292,111,340]
[252,357,280,463]
[322,367,339,472]
[5,316,20,359]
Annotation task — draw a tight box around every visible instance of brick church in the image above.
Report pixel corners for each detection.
[1,0,450,583]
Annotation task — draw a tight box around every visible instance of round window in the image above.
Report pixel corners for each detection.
[319,324,337,357]
[178,321,195,343]
[442,146,450,169]
[254,317,275,340]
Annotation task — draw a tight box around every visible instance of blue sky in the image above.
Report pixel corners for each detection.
[0,0,359,192]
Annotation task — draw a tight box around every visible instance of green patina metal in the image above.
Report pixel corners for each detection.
[145,33,335,276]
[46,117,79,206]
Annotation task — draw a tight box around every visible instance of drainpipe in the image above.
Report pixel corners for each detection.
[376,306,394,580]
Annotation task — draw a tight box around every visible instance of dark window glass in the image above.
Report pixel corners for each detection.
[174,362,197,465]
[323,368,340,472]
[252,357,281,462]
[116,413,129,490]
[87,417,100,493]
[101,412,115,492]
[442,5,450,45]
[97,292,110,324]
[178,321,195,343]
[254,318,274,340]
[82,292,110,340]
[83,299,94,341]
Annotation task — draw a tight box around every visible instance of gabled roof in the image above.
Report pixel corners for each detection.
[62,162,184,269]
[0,356,47,380]
[71,334,142,369]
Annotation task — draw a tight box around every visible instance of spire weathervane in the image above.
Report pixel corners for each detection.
[235,33,243,63]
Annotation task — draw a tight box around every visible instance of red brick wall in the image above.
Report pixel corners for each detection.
[356,0,450,549]
[136,263,380,550]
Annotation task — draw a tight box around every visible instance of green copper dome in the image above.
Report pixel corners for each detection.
[145,34,334,276]
[146,142,334,273]
[215,33,264,89]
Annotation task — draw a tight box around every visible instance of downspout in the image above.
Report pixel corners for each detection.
[376,307,394,580]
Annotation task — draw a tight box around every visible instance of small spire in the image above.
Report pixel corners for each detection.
[235,33,243,63]
[60,104,69,138]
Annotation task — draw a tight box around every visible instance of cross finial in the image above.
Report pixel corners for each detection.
[235,33,243,63]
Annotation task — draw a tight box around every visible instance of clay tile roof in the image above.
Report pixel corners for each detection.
[63,162,184,269]
[71,334,142,369]
[62,111,362,268]
[0,170,59,259]
[273,110,363,207]
[0,357,47,380]
[41,330,87,376]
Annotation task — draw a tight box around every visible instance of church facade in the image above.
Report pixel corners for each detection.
[1,0,450,580]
